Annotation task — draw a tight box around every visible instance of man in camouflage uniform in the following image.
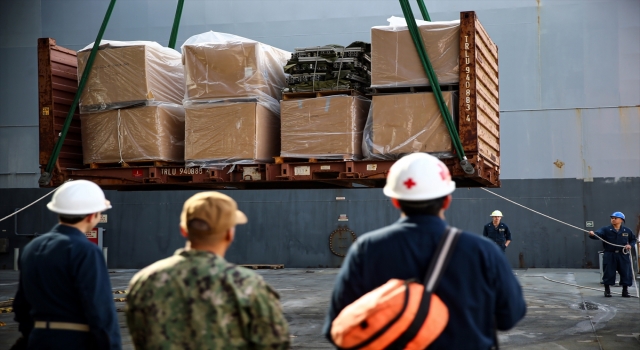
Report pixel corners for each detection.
[126,192,290,349]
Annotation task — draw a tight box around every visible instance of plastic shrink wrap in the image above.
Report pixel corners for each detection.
[182,31,290,113]
[371,17,459,87]
[80,103,185,164]
[77,41,184,113]
[280,96,370,160]
[363,91,457,160]
[184,102,280,167]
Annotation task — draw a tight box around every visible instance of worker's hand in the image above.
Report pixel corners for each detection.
[625,244,631,250]
[589,231,595,237]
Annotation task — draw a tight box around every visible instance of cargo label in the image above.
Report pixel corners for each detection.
[160,168,204,176]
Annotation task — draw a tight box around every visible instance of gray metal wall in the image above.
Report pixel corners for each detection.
[1,0,639,187]
[0,1,638,270]
[2,178,639,270]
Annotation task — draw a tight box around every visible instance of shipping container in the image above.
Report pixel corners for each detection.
[37,11,499,190]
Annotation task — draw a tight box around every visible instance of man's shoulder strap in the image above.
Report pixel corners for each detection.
[423,227,461,292]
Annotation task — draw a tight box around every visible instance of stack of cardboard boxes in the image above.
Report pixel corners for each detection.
[279,42,373,161]
[78,41,186,165]
[364,18,460,159]
[280,95,370,160]
[78,18,463,168]
[181,32,290,167]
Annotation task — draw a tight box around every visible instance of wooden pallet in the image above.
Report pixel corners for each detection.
[282,89,363,101]
[89,160,184,169]
[367,84,458,96]
[274,156,359,164]
[240,264,284,270]
[274,157,318,164]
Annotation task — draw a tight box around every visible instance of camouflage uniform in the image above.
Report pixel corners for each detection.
[126,249,290,349]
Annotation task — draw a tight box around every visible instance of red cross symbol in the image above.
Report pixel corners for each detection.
[437,162,450,181]
[403,178,416,189]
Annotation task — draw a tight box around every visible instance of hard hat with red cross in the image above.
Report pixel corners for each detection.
[383,153,456,201]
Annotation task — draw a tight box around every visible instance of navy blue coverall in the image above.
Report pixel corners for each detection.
[590,225,637,287]
[13,224,122,350]
[483,222,512,252]
[324,215,526,350]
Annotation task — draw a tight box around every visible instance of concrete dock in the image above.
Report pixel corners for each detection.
[1,268,639,349]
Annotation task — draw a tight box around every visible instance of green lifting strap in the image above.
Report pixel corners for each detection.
[168,0,185,49]
[398,0,475,174]
[39,0,118,186]
[416,0,431,22]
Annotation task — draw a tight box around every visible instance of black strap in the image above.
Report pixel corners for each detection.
[386,227,461,349]
[340,281,413,350]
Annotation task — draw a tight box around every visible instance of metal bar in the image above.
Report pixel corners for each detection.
[39,0,118,186]
[168,0,185,49]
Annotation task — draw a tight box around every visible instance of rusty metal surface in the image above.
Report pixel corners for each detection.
[37,38,83,186]
[65,156,500,190]
[459,11,500,170]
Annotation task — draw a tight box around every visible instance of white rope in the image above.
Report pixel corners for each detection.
[522,275,638,298]
[0,184,66,223]
[117,109,125,164]
[480,188,629,250]
[480,187,638,297]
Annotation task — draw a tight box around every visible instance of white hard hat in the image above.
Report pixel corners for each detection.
[47,180,112,215]
[490,210,503,217]
[383,153,456,201]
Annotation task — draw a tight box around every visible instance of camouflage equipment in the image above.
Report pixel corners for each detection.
[283,42,371,93]
[126,249,290,349]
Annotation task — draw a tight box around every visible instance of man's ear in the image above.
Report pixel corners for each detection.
[86,213,98,223]
[391,198,401,209]
[226,227,235,243]
[180,226,188,238]
[442,195,452,210]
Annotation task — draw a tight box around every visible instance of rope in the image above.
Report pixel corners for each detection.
[480,187,638,298]
[117,109,125,164]
[522,275,638,298]
[480,188,629,250]
[0,184,66,223]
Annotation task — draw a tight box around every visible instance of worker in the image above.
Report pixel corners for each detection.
[12,180,121,349]
[483,210,512,252]
[323,153,526,349]
[635,214,640,273]
[126,192,290,349]
[589,212,636,297]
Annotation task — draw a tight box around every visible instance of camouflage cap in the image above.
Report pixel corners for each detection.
[180,192,248,236]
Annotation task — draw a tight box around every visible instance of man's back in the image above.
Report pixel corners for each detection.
[324,215,526,349]
[126,249,290,349]
[14,224,121,349]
